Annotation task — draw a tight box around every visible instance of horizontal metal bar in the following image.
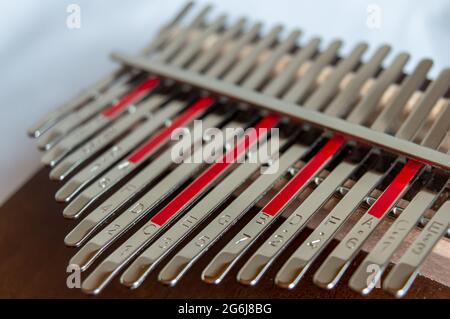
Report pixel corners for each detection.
[111,52,450,171]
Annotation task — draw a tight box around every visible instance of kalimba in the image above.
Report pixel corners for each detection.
[25,2,450,298]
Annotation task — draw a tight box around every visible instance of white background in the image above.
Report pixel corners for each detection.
[0,0,449,204]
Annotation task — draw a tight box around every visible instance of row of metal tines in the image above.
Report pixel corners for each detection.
[28,2,450,297]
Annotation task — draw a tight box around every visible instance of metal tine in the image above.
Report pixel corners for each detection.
[246,55,421,288]
[275,161,421,290]
[54,110,223,202]
[189,18,247,73]
[74,28,295,289]
[61,22,278,220]
[371,59,433,132]
[205,23,262,78]
[324,45,391,117]
[302,42,368,111]
[80,115,280,295]
[283,40,342,104]
[120,134,290,289]
[396,68,450,140]
[38,5,212,156]
[348,180,440,295]
[240,160,365,287]
[348,101,450,295]
[154,38,342,285]
[36,79,137,151]
[27,1,195,138]
[241,29,302,90]
[205,45,385,287]
[346,53,410,125]
[54,19,249,198]
[421,100,450,149]
[61,95,215,219]
[170,14,227,67]
[263,37,321,97]
[193,40,361,285]
[49,14,229,181]
[201,135,346,285]
[157,144,308,286]
[69,118,248,268]
[310,108,444,290]
[274,168,383,289]
[140,1,196,56]
[383,185,450,297]
[49,94,167,181]
[154,4,214,63]
[120,33,306,288]
[63,113,225,245]
[222,25,284,84]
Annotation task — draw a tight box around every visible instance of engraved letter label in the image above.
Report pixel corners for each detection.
[217,214,231,225]
[99,204,113,215]
[380,220,409,252]
[412,221,444,255]
[143,223,158,235]
[366,264,381,288]
[107,224,121,236]
[345,217,375,250]
[268,234,284,248]
[288,213,303,225]
[256,213,270,225]
[235,233,252,245]
[195,235,210,248]
[182,215,198,228]
[130,202,145,214]
[158,237,173,250]
[98,177,111,188]
[120,245,134,257]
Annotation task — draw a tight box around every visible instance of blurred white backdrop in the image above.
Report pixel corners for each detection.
[0,0,449,204]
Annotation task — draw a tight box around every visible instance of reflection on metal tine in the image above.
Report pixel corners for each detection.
[396,68,450,140]
[276,171,380,289]
[223,25,284,84]
[189,18,247,73]
[264,37,321,97]
[242,29,301,90]
[349,190,435,295]
[156,144,307,286]
[313,160,423,289]
[53,100,185,196]
[79,116,279,294]
[171,14,227,67]
[383,200,450,298]
[201,135,345,285]
[40,77,161,165]
[38,4,212,156]
[324,45,391,117]
[69,120,246,269]
[421,100,450,149]
[303,42,368,111]
[63,113,224,246]
[347,52,410,124]
[28,1,195,138]
[371,59,433,132]
[62,97,215,219]
[50,95,168,181]
[36,83,131,151]
[283,40,342,103]
[121,136,289,289]
[157,4,213,63]
[238,162,354,287]
[206,22,262,78]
